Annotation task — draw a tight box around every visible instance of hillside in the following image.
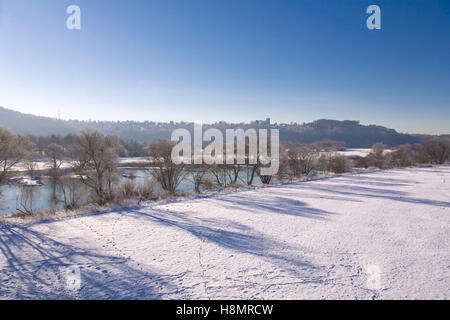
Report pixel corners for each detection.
[0,106,444,147]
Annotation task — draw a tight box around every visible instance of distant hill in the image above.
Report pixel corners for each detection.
[0,106,78,136]
[0,106,446,148]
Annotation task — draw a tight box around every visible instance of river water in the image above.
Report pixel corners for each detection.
[0,169,261,216]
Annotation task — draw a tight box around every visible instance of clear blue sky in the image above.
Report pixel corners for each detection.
[0,0,449,134]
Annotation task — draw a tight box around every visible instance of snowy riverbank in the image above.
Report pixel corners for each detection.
[0,165,448,299]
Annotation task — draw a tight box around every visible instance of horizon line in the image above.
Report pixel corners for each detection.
[1,105,449,136]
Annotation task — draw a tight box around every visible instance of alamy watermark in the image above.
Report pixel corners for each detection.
[171,124,280,176]
[66,5,81,30]
[366,264,381,290]
[66,5,381,31]
[367,5,381,30]
[64,265,81,293]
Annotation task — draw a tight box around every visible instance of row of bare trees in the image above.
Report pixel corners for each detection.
[282,144,352,177]
[358,139,450,169]
[1,125,449,215]
[145,139,274,194]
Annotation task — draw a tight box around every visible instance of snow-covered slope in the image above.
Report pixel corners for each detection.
[0,166,449,300]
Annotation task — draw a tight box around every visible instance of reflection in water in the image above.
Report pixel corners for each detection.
[0,169,263,216]
[0,178,85,216]
[53,177,89,211]
[49,177,58,207]
[0,170,156,216]
[17,186,36,215]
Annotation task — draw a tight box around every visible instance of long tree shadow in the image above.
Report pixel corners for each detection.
[214,194,336,219]
[123,207,321,279]
[331,177,413,188]
[263,189,364,203]
[407,167,450,174]
[0,225,180,299]
[293,183,450,208]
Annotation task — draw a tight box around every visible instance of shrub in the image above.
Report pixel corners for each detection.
[328,155,351,173]
[287,144,318,177]
[118,180,138,200]
[390,144,416,167]
[138,178,156,200]
[358,143,388,169]
[202,178,215,190]
[420,139,450,164]
[146,140,186,193]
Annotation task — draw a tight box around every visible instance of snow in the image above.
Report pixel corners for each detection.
[11,161,73,172]
[8,176,44,186]
[333,148,392,157]
[0,166,448,300]
[10,158,147,173]
[336,148,372,157]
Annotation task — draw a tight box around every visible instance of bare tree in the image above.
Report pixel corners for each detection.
[55,176,85,210]
[360,143,388,169]
[25,158,37,177]
[275,143,290,181]
[241,164,257,186]
[390,144,416,167]
[328,154,351,173]
[421,139,450,164]
[73,130,126,205]
[0,128,34,184]
[189,164,209,193]
[287,144,317,177]
[146,140,186,193]
[208,164,230,187]
[45,143,66,179]
[257,166,273,184]
[43,143,84,211]
[208,153,253,187]
[317,152,331,172]
[16,186,36,215]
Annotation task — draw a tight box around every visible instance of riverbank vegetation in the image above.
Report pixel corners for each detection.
[0,126,449,220]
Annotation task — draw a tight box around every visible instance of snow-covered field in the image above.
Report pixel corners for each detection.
[0,166,448,300]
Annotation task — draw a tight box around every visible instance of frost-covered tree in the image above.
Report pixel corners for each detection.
[0,127,34,184]
[73,130,126,205]
[421,139,450,164]
[287,144,318,177]
[146,140,186,193]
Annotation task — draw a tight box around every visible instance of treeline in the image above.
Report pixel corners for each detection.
[280,138,450,180]
[1,126,449,216]
[0,128,155,214]
[357,140,450,169]
[11,133,347,159]
[3,107,445,148]
[27,134,147,157]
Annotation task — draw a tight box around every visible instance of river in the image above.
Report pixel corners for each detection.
[0,168,262,216]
